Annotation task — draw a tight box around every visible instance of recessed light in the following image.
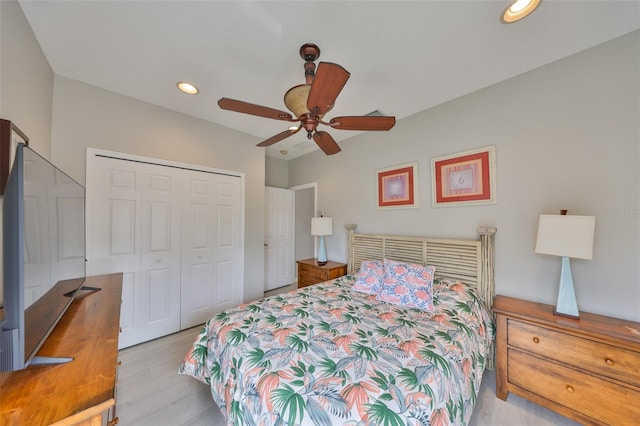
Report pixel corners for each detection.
[501,0,542,24]
[177,81,199,95]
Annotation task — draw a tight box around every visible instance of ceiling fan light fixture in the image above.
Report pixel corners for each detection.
[284,84,311,117]
[284,84,331,118]
[501,0,541,23]
[177,81,199,95]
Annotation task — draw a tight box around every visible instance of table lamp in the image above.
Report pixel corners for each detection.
[535,212,595,318]
[311,216,333,266]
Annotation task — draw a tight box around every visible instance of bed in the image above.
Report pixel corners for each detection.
[179,226,497,425]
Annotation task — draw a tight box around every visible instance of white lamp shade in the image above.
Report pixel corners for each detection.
[535,215,595,260]
[311,217,333,236]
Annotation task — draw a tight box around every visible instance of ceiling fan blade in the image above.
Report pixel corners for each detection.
[218,98,293,121]
[329,116,396,131]
[257,127,300,147]
[313,131,341,155]
[307,62,350,115]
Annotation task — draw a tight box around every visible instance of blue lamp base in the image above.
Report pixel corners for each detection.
[554,256,580,319]
[317,236,327,266]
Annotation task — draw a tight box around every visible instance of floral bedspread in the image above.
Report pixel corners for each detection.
[179,275,495,426]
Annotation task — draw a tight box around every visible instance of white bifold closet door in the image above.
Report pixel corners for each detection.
[180,170,242,328]
[87,151,243,349]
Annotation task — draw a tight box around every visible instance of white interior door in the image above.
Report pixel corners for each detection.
[180,169,242,329]
[264,186,294,291]
[88,156,181,348]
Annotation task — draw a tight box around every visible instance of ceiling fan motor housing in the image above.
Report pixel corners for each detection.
[300,43,320,61]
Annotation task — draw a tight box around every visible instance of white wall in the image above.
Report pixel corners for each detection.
[0,0,54,302]
[50,76,266,302]
[265,156,289,188]
[0,0,53,157]
[289,31,640,322]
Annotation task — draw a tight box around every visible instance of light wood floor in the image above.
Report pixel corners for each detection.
[116,284,580,426]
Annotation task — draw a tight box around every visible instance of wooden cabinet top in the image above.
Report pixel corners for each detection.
[296,258,347,270]
[493,295,640,349]
[0,273,123,425]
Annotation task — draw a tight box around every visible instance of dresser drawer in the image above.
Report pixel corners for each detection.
[299,265,330,285]
[508,319,640,387]
[509,349,640,425]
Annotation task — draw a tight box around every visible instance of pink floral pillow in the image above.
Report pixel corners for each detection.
[352,260,384,294]
[376,258,436,311]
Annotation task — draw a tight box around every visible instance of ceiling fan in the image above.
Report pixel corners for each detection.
[218,43,396,155]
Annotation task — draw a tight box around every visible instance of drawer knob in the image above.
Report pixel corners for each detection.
[532,337,540,344]
[605,358,615,366]
[566,385,575,393]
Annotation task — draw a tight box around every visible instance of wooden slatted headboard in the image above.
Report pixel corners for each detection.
[345,225,497,309]
[345,225,497,369]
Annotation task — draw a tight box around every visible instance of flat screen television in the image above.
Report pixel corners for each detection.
[1,143,87,372]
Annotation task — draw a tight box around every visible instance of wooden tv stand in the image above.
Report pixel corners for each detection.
[0,273,123,426]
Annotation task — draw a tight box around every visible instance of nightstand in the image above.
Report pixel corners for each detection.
[296,258,347,289]
[493,295,640,425]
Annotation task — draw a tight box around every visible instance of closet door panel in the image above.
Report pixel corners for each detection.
[109,200,136,254]
[185,201,210,317]
[89,165,140,274]
[213,259,233,307]
[212,177,242,311]
[181,174,216,328]
[215,204,234,306]
[186,263,209,313]
[144,268,173,322]
[89,157,181,348]
[136,164,181,345]
[181,172,242,329]
[89,160,142,348]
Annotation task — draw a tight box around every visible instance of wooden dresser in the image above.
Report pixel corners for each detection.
[493,295,640,425]
[0,273,123,426]
[296,258,347,288]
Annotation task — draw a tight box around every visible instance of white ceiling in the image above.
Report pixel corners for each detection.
[19,0,640,159]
